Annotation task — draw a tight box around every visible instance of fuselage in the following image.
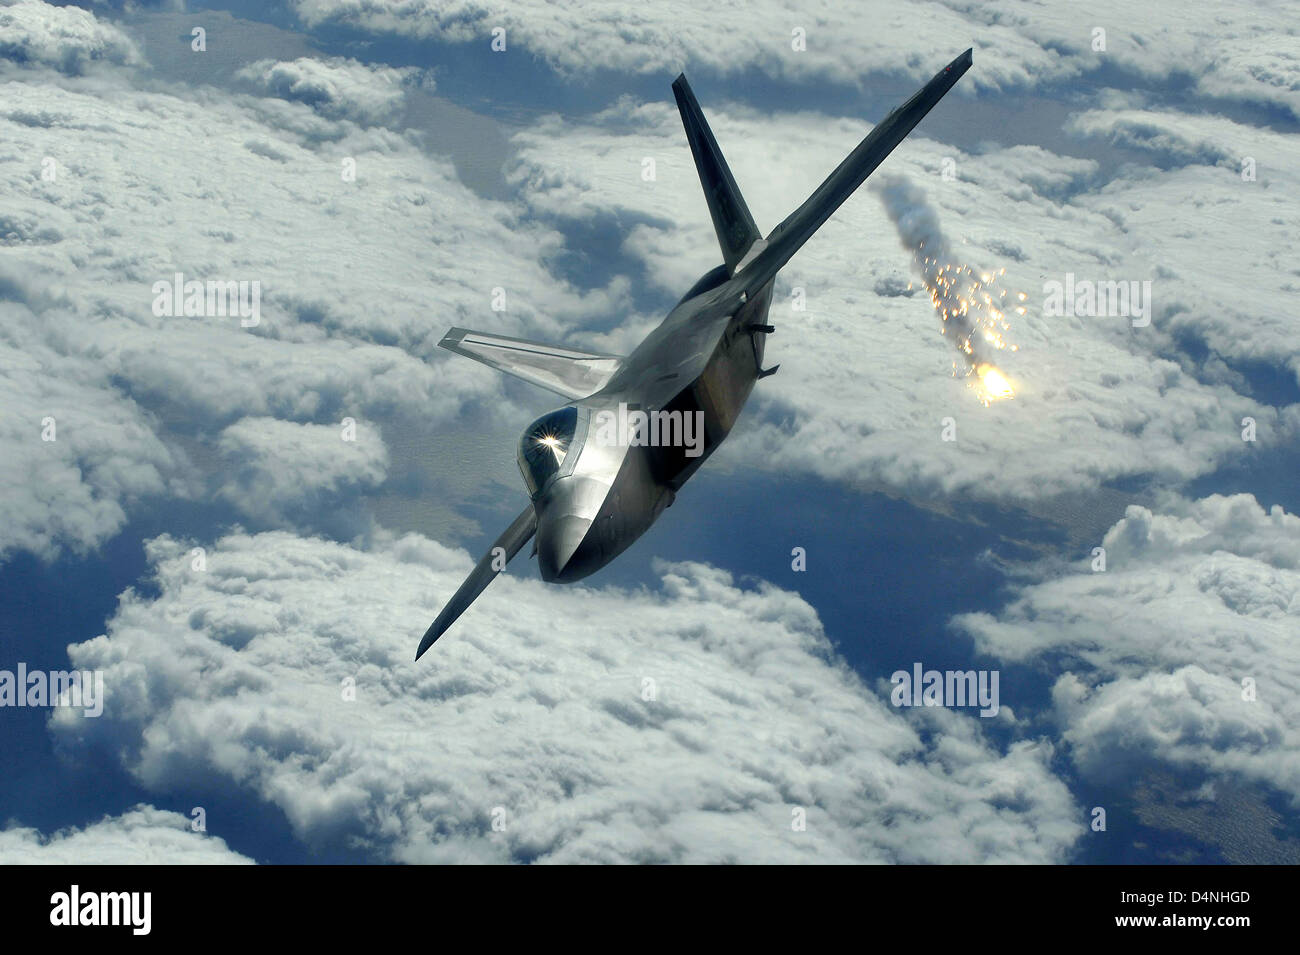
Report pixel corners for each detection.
[529,269,775,581]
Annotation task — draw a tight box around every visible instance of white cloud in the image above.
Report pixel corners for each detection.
[0,805,254,864]
[216,416,389,525]
[0,294,181,562]
[4,1,1291,562]
[0,31,632,561]
[53,529,1083,862]
[1193,31,1300,120]
[236,56,421,125]
[954,493,1300,801]
[0,0,141,75]
[287,0,1300,116]
[1064,107,1300,384]
[3,0,1294,866]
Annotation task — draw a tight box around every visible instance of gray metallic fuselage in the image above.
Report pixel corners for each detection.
[534,273,774,582]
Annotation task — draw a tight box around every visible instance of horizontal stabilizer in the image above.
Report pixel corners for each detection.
[415,504,538,660]
[440,328,623,400]
[738,48,973,296]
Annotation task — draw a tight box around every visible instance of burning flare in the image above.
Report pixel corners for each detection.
[872,175,1019,406]
[976,363,1014,401]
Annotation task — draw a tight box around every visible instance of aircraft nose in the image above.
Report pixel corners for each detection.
[537,514,594,582]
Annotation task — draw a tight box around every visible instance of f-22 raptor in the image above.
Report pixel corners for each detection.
[417,49,973,659]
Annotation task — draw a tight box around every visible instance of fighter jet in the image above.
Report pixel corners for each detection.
[417,49,973,659]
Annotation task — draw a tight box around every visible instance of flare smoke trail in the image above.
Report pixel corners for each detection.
[871,175,1017,403]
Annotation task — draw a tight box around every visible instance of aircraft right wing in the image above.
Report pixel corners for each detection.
[440,328,624,400]
[736,48,973,297]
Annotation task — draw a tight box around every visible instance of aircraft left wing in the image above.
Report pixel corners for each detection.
[415,503,538,659]
[440,328,623,400]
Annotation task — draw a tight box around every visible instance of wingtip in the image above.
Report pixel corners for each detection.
[414,626,438,661]
[438,326,467,350]
[938,48,973,82]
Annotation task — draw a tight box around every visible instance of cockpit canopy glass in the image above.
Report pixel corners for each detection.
[518,406,579,496]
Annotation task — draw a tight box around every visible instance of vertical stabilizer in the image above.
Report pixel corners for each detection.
[672,74,763,275]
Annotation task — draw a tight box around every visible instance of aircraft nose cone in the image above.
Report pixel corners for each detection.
[537,515,593,582]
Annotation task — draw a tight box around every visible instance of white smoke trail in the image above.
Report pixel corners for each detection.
[871,175,1018,403]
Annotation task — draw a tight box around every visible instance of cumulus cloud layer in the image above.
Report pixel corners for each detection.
[0,6,631,561]
[236,56,420,124]
[0,295,181,562]
[216,417,389,526]
[4,0,1294,555]
[287,0,1300,116]
[0,0,141,74]
[53,530,1082,862]
[0,805,254,864]
[3,0,1297,866]
[955,493,1300,802]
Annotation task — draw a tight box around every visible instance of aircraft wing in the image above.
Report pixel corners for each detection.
[415,503,538,659]
[736,48,973,296]
[440,328,623,400]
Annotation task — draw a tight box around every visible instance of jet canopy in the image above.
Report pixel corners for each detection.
[518,406,580,496]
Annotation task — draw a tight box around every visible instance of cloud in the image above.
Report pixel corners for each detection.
[1193,31,1300,121]
[3,0,1294,866]
[236,56,421,125]
[0,294,181,562]
[216,416,389,526]
[4,1,1289,563]
[0,26,632,561]
[52,529,1083,862]
[1062,107,1300,388]
[1066,108,1239,168]
[286,0,1300,116]
[0,0,141,75]
[954,493,1300,802]
[290,0,1015,84]
[0,805,255,863]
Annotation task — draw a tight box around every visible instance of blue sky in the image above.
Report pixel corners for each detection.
[1,0,1298,863]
